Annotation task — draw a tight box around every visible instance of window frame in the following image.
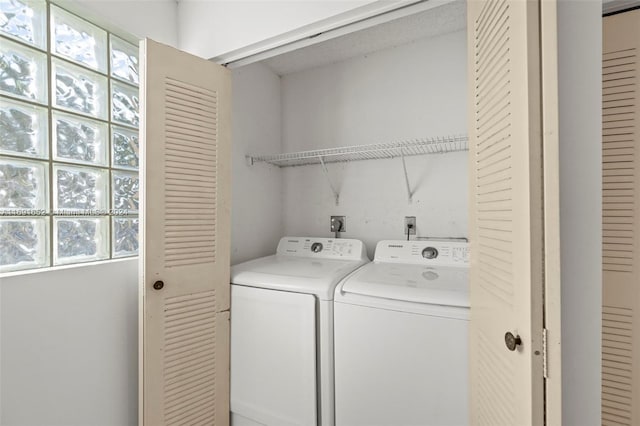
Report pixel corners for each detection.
[0,0,140,274]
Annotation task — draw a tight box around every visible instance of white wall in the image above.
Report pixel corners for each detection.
[59,0,179,46]
[557,0,602,424]
[177,0,378,59]
[0,260,138,425]
[280,30,468,257]
[231,63,284,264]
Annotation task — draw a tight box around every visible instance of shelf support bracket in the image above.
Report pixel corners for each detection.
[319,156,340,205]
[401,149,413,203]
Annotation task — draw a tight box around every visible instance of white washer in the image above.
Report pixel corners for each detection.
[230,237,369,426]
[334,239,470,426]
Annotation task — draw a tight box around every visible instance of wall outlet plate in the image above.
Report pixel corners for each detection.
[331,216,346,233]
[405,216,416,235]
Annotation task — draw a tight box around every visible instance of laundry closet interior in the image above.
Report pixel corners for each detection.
[227,1,468,264]
[220,1,470,425]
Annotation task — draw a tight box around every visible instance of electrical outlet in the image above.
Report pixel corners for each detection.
[331,216,346,233]
[405,216,416,235]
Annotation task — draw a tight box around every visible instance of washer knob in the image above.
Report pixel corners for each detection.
[422,247,438,259]
[311,242,323,253]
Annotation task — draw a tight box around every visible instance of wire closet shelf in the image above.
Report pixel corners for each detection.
[246,135,469,168]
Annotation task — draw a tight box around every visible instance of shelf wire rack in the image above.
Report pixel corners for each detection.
[246,135,469,168]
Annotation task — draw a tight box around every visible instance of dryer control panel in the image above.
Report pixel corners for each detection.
[277,237,368,260]
[374,240,469,266]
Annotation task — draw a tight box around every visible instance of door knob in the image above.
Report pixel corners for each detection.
[153,280,164,290]
[504,332,522,351]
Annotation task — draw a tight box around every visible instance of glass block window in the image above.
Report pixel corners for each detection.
[0,1,139,273]
[0,0,47,48]
[0,37,48,103]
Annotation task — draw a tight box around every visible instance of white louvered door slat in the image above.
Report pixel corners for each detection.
[139,39,231,426]
[467,1,545,425]
[602,10,640,426]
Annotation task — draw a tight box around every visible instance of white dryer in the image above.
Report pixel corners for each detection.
[230,237,369,426]
[334,239,470,426]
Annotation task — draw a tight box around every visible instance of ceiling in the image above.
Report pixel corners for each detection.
[602,0,640,14]
[262,0,467,76]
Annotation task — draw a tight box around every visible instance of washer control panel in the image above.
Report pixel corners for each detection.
[375,240,469,266]
[277,237,367,260]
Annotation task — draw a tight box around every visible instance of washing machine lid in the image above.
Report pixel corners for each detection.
[231,237,369,300]
[339,262,469,308]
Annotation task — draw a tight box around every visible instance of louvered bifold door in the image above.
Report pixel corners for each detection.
[467,1,545,425]
[139,39,231,426]
[602,10,640,426]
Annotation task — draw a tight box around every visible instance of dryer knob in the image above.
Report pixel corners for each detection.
[422,247,438,259]
[311,242,323,253]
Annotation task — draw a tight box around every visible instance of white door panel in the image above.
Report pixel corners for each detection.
[602,9,640,426]
[139,39,232,426]
[467,1,545,424]
[334,302,469,426]
[230,285,317,426]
